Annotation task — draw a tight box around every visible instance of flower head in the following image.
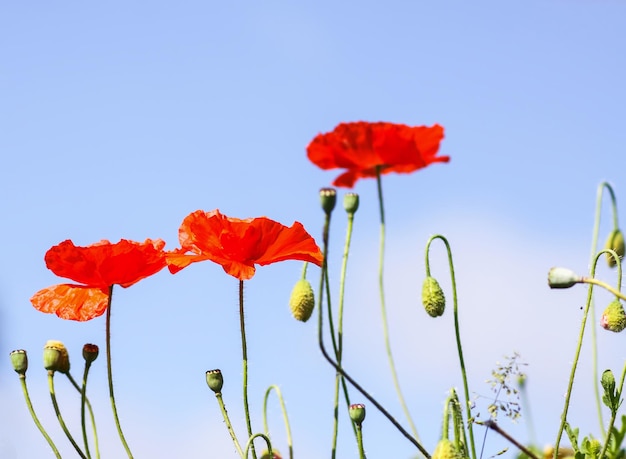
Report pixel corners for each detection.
[307,121,449,188]
[167,210,323,281]
[31,239,166,321]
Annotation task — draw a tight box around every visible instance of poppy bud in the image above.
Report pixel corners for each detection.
[320,188,337,215]
[432,439,462,459]
[289,278,315,322]
[260,450,282,459]
[605,229,625,267]
[422,276,445,317]
[547,267,581,289]
[600,299,626,333]
[206,369,223,393]
[43,340,70,373]
[10,349,28,375]
[343,193,360,215]
[349,403,366,425]
[82,343,99,364]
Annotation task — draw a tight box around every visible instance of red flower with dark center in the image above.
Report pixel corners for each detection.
[166,209,323,281]
[31,239,166,321]
[307,121,449,187]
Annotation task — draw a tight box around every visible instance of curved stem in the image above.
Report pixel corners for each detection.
[66,371,99,459]
[239,280,257,459]
[18,374,62,458]
[263,385,293,459]
[425,235,476,459]
[48,371,87,459]
[317,210,430,458]
[105,285,134,458]
[554,251,605,456]
[215,392,245,459]
[244,433,273,459]
[375,168,420,442]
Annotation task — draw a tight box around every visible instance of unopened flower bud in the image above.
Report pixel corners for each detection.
[432,439,462,459]
[343,193,359,215]
[601,369,616,395]
[349,403,366,425]
[422,276,445,317]
[260,450,282,459]
[601,299,626,333]
[289,279,315,322]
[586,438,601,457]
[82,344,99,364]
[547,267,581,289]
[320,188,337,215]
[43,340,70,373]
[10,350,28,375]
[206,369,223,393]
[605,229,625,267]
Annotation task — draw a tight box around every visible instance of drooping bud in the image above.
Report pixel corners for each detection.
[600,299,626,333]
[343,193,360,215]
[43,340,70,373]
[432,439,462,459]
[206,369,224,393]
[422,276,445,317]
[349,403,366,425]
[547,267,581,289]
[10,350,28,375]
[82,343,99,364]
[260,450,282,459]
[289,279,315,322]
[605,229,625,267]
[320,188,337,215]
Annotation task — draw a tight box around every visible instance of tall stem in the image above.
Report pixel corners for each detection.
[105,285,134,458]
[48,372,87,459]
[239,280,257,459]
[375,168,420,442]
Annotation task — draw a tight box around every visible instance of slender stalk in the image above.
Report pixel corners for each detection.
[482,420,539,459]
[48,371,88,459]
[316,210,430,458]
[425,235,476,459]
[355,423,366,459]
[582,275,626,301]
[554,252,605,456]
[599,359,626,459]
[105,285,134,458]
[18,374,62,458]
[215,392,245,458]
[66,371,99,459]
[239,280,257,459]
[263,385,293,459]
[244,433,273,459]
[374,167,420,442]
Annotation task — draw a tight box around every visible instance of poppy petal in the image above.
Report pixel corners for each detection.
[31,284,109,321]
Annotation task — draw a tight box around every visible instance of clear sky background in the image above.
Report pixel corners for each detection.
[2,1,626,458]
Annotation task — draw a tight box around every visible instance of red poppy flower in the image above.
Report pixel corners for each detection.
[166,210,323,281]
[307,121,449,188]
[31,239,166,321]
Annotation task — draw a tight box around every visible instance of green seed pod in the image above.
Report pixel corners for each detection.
[601,299,626,333]
[432,439,463,459]
[319,188,337,215]
[605,229,625,267]
[43,340,70,373]
[206,369,224,393]
[343,192,360,215]
[547,267,581,289]
[289,279,315,322]
[349,403,366,425]
[10,350,28,375]
[422,276,445,317]
[82,343,99,364]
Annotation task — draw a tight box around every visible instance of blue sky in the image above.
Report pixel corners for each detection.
[2,1,626,458]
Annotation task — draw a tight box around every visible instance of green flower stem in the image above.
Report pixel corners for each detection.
[588,182,619,436]
[18,373,62,458]
[48,371,88,459]
[375,167,420,443]
[105,285,134,458]
[518,377,537,447]
[263,385,293,459]
[599,359,626,459]
[215,392,245,459]
[554,251,606,456]
[425,235,476,459]
[65,371,100,459]
[355,423,366,459]
[481,420,539,459]
[330,209,357,454]
[244,433,272,459]
[317,211,430,458]
[239,280,257,459]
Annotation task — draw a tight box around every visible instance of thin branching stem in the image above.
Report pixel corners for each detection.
[263,385,293,459]
[49,371,87,459]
